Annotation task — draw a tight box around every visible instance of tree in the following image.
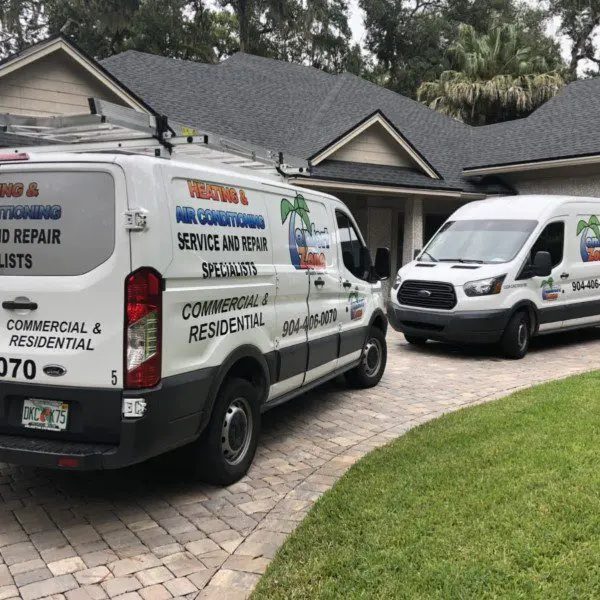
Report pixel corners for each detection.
[0,0,45,57]
[217,0,355,72]
[417,23,567,125]
[358,0,560,98]
[548,0,600,77]
[44,0,224,62]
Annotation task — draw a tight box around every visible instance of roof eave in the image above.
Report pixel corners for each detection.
[464,152,600,177]
[288,176,486,199]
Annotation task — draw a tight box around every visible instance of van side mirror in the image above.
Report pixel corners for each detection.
[533,251,552,277]
[374,247,391,280]
[413,249,421,259]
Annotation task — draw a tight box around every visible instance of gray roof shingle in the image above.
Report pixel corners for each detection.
[310,160,511,194]
[467,78,600,170]
[101,50,508,193]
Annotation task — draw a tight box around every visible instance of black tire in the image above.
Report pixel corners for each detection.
[501,311,530,359]
[405,334,428,346]
[193,378,261,485]
[345,327,387,389]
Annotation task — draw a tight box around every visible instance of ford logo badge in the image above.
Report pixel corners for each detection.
[43,365,67,377]
[418,289,432,298]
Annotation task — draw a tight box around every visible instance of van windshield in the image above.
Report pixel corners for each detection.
[421,219,537,264]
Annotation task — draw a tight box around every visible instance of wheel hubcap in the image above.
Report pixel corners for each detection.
[363,338,382,377]
[517,322,528,350]
[221,397,252,466]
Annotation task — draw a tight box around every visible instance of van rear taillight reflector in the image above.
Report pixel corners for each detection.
[125,268,162,389]
[0,153,29,162]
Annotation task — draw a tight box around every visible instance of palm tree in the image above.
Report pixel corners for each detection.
[417,23,567,125]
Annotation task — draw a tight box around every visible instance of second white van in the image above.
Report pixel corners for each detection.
[388,195,600,358]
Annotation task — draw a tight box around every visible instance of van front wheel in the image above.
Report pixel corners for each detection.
[345,327,387,388]
[194,378,261,485]
[501,311,530,359]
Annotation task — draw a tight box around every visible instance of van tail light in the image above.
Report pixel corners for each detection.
[124,268,162,389]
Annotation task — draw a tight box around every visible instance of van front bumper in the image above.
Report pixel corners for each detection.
[0,368,214,471]
[387,304,511,344]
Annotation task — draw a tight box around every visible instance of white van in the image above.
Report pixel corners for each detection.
[388,194,600,359]
[0,150,390,484]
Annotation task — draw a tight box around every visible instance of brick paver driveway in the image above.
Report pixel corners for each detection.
[1,329,599,600]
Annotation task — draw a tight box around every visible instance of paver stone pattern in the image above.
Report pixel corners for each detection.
[0,330,597,599]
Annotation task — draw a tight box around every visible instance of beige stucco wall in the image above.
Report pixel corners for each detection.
[507,171,600,197]
[0,51,126,116]
[329,122,415,168]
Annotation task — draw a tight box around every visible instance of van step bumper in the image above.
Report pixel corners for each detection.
[0,434,116,469]
[387,304,511,344]
[0,367,215,470]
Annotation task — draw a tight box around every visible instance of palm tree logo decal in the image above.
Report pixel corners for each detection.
[348,290,365,320]
[540,277,554,290]
[577,216,600,262]
[281,194,312,233]
[281,194,313,269]
[540,276,560,301]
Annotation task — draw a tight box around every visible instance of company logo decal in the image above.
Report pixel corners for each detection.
[43,364,67,377]
[349,291,366,320]
[577,216,600,262]
[541,277,560,301]
[418,289,432,298]
[281,194,329,270]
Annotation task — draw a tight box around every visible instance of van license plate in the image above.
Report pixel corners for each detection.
[22,399,68,432]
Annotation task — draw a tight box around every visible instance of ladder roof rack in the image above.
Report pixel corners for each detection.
[0,98,310,177]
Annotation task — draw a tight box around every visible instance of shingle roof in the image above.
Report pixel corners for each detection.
[467,78,600,170]
[310,160,511,194]
[100,50,509,194]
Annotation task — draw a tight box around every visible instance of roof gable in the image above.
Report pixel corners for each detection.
[310,111,440,178]
[0,35,151,114]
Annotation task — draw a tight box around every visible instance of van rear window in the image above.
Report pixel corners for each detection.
[0,171,115,276]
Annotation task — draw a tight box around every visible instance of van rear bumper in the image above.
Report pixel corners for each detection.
[387,304,511,344]
[0,368,214,471]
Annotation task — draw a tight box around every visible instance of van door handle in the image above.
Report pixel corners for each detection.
[560,273,569,279]
[314,277,325,288]
[2,300,38,311]
[343,281,352,288]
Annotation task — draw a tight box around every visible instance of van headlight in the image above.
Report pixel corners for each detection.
[392,274,402,290]
[464,275,506,297]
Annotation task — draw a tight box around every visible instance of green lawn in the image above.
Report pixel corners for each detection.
[252,372,600,600]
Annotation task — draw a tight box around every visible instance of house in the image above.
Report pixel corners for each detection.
[0,35,597,278]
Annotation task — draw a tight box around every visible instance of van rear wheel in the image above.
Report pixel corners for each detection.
[501,311,530,359]
[345,327,387,388]
[194,378,260,485]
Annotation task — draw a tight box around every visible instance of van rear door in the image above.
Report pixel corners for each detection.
[0,163,130,391]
